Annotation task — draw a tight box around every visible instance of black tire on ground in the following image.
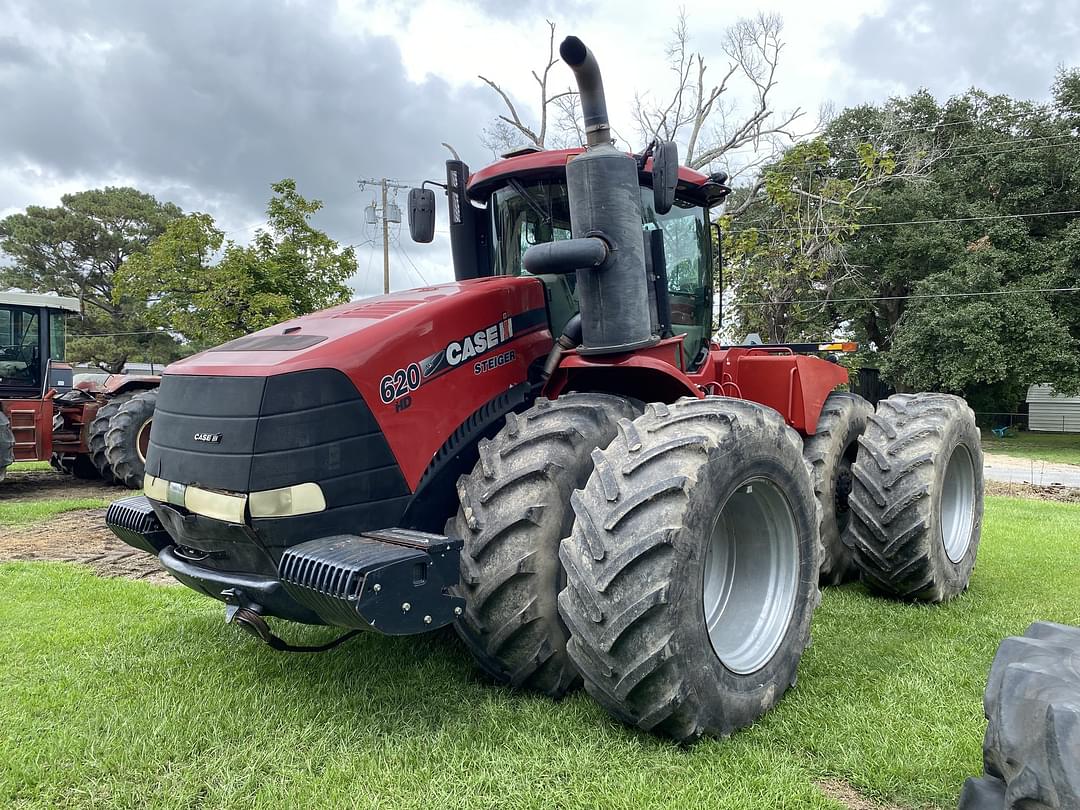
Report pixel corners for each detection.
[70,453,101,480]
[452,393,638,698]
[803,392,873,585]
[559,397,821,742]
[89,393,136,483]
[105,388,158,490]
[846,393,983,602]
[0,411,13,483]
[967,621,1080,809]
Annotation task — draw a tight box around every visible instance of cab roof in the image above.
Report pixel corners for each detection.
[466,148,729,208]
[0,291,81,312]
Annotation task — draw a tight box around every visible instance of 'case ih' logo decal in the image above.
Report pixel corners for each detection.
[193,432,222,443]
[445,316,514,367]
[378,308,548,406]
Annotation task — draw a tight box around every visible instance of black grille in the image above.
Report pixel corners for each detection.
[278,530,463,632]
[106,496,172,554]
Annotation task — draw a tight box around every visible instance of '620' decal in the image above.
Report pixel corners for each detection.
[379,363,422,404]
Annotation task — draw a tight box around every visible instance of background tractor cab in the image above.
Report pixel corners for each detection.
[0,291,160,486]
[0,291,76,399]
[409,145,730,369]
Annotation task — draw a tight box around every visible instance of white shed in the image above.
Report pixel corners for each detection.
[1026,385,1080,433]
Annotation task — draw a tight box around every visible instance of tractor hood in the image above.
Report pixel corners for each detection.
[149,276,553,495]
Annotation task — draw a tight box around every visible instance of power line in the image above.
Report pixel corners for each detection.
[738,286,1080,307]
[736,208,1080,234]
[393,240,430,286]
[828,135,1080,168]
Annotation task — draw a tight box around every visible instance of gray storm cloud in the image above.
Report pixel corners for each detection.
[0,0,505,292]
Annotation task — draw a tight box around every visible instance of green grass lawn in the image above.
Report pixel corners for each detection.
[1,496,1078,810]
[981,429,1080,465]
[6,461,53,472]
[0,498,113,527]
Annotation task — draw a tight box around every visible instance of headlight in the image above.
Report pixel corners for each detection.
[249,483,326,518]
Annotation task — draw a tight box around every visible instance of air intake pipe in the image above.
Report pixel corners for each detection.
[521,37,657,356]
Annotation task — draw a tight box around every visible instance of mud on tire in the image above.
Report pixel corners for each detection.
[0,411,13,482]
[846,393,983,602]
[559,397,821,742]
[452,394,638,698]
[105,388,158,490]
[803,392,873,585]
[960,622,1080,809]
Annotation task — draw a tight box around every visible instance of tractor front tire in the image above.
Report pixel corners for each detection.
[89,393,135,483]
[559,397,821,742]
[105,389,158,490]
[452,394,638,698]
[847,393,983,602]
[803,392,873,585]
[0,411,13,483]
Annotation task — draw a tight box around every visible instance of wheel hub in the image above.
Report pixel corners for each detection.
[941,444,976,563]
[702,477,799,675]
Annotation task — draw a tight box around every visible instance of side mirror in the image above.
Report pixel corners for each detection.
[652,141,679,215]
[408,187,436,243]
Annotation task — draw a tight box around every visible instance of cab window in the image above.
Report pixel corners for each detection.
[0,306,42,388]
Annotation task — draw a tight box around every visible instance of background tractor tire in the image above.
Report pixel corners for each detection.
[847,393,983,602]
[70,453,101,480]
[105,388,158,490]
[0,411,13,483]
[959,622,1080,809]
[559,397,821,742]
[803,391,873,585]
[88,393,135,483]
[452,394,638,698]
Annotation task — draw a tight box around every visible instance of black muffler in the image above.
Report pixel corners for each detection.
[522,36,657,357]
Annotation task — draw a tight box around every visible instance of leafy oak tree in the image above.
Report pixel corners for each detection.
[118,179,355,349]
[0,187,185,370]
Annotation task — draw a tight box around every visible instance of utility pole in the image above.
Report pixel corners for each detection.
[359,177,411,294]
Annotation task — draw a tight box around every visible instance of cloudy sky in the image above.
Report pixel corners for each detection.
[2,0,1077,296]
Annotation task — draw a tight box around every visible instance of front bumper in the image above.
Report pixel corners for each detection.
[105,496,464,635]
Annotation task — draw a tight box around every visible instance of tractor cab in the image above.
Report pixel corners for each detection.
[0,292,78,400]
[410,148,728,367]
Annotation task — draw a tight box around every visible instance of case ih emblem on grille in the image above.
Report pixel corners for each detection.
[193,432,222,443]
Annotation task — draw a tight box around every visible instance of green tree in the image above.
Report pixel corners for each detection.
[0,187,185,370]
[118,179,356,348]
[831,81,1080,408]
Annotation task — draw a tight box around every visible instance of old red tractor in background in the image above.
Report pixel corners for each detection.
[106,36,983,741]
[0,291,159,488]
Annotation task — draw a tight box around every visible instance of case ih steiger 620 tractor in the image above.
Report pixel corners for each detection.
[0,291,159,487]
[106,37,983,741]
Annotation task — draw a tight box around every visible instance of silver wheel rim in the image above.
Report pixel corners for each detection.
[941,444,975,563]
[703,477,800,675]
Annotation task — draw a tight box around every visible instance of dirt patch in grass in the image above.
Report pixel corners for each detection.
[2,467,120,501]
[816,779,906,810]
[0,508,171,584]
[985,480,1080,502]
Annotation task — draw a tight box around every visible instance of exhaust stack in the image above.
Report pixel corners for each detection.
[523,37,657,356]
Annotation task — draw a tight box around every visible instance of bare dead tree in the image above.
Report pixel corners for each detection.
[478,20,579,155]
[634,11,813,176]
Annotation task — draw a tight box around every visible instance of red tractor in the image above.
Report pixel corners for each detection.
[0,291,159,487]
[106,37,983,741]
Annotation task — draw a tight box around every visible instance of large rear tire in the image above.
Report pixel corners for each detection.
[0,411,13,483]
[803,392,873,585]
[105,389,158,490]
[559,397,821,742]
[960,621,1080,809]
[452,394,637,698]
[846,393,983,602]
[88,393,135,483]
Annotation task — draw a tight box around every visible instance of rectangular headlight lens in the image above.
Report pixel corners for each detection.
[249,483,326,518]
